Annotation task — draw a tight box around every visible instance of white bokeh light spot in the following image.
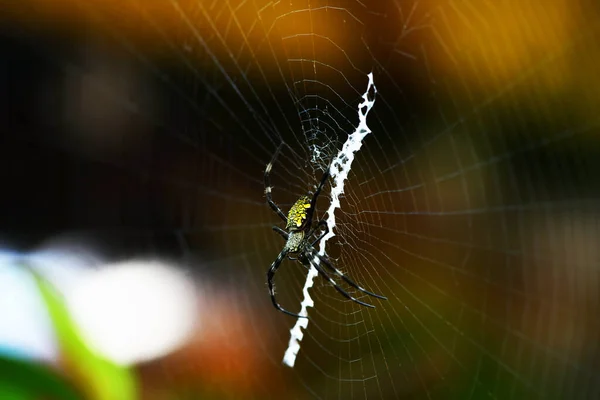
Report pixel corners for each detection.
[67,260,198,365]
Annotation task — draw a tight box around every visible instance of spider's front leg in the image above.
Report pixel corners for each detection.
[264,144,288,223]
[308,220,329,246]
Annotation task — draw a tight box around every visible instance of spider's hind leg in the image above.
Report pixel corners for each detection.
[307,257,376,309]
[266,248,307,319]
[312,250,387,301]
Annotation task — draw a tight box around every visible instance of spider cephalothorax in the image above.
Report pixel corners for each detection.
[264,144,387,318]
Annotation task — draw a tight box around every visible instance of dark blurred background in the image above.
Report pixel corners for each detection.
[1,0,600,399]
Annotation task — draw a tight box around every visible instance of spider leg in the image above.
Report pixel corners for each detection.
[306,256,376,308]
[264,144,288,222]
[272,226,288,240]
[310,250,387,300]
[267,248,307,319]
[305,156,334,223]
[312,157,332,204]
[308,220,329,247]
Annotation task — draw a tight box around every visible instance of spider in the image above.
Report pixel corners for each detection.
[264,144,387,318]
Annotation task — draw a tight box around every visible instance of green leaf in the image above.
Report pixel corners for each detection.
[26,264,138,400]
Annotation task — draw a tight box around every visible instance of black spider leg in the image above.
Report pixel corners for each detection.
[303,220,386,301]
[272,226,288,239]
[305,156,333,224]
[309,249,387,300]
[305,255,377,308]
[264,144,287,222]
[308,220,329,247]
[271,226,385,310]
[266,248,307,319]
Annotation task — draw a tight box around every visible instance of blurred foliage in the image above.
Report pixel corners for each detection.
[0,356,81,400]
[28,265,138,400]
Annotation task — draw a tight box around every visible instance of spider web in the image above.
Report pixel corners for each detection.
[4,0,600,398]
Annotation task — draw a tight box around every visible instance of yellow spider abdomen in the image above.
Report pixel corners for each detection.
[286,196,312,230]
